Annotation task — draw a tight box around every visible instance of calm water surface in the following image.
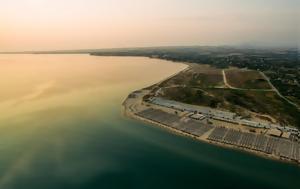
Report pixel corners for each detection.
[0,54,299,189]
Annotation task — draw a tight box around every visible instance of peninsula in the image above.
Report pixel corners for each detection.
[104,46,300,165]
[122,63,300,165]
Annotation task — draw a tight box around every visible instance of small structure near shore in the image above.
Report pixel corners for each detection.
[190,113,206,120]
[267,128,282,137]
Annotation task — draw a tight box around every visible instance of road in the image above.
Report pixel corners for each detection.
[260,72,300,110]
[222,70,274,92]
[222,69,299,110]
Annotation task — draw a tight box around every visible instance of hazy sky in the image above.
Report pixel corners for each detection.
[1,0,299,51]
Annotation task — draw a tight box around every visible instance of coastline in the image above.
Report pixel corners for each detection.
[123,108,298,166]
[121,62,300,167]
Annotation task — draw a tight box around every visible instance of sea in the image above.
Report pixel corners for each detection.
[0,54,299,189]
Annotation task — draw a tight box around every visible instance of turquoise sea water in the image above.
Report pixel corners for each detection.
[0,55,299,189]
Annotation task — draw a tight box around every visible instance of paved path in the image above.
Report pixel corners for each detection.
[222,69,299,109]
[260,72,300,110]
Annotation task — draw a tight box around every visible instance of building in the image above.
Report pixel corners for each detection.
[267,128,282,137]
[190,113,206,120]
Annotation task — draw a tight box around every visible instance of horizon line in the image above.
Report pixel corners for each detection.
[0,45,298,54]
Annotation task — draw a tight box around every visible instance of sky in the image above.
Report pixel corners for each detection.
[0,0,299,51]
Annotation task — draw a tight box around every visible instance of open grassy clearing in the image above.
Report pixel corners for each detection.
[159,64,224,88]
[225,69,272,89]
[154,64,299,127]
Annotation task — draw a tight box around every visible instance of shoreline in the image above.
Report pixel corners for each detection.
[123,108,298,167]
[121,62,300,167]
